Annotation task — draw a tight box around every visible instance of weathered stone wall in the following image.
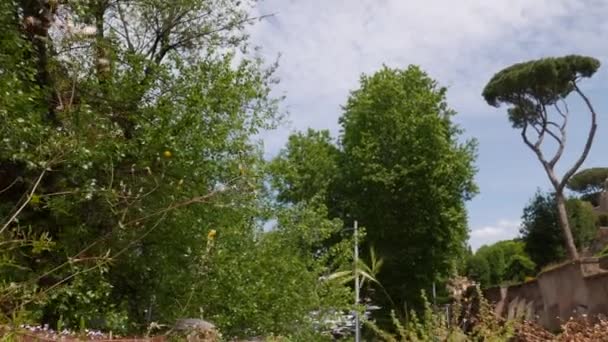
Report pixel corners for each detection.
[599,189,608,212]
[486,257,608,331]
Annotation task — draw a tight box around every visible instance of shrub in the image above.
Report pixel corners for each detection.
[364,288,514,341]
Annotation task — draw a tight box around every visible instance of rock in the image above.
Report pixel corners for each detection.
[174,319,215,331]
[173,319,219,342]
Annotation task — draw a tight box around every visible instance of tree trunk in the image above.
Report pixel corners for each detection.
[555,193,579,260]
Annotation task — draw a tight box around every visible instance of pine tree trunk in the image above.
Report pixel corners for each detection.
[555,193,579,260]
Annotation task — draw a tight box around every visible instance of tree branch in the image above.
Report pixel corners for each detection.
[115,1,134,51]
[521,122,536,152]
[521,122,560,190]
[155,13,274,64]
[0,177,20,195]
[3,175,242,307]
[548,102,568,167]
[0,169,46,235]
[559,84,598,191]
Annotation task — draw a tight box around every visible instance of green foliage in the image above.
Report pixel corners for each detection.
[365,293,464,342]
[467,240,535,287]
[470,287,515,341]
[504,255,536,284]
[567,167,608,197]
[482,55,600,110]
[44,265,129,334]
[364,288,513,341]
[568,199,598,244]
[338,65,478,311]
[597,245,608,257]
[478,245,506,285]
[327,246,382,287]
[0,1,353,339]
[520,191,597,269]
[268,129,340,204]
[194,202,352,338]
[270,66,478,316]
[466,255,490,288]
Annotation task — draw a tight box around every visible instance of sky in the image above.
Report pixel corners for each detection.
[247,0,608,250]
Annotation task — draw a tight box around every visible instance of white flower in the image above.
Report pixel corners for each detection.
[97,58,110,66]
[80,26,97,36]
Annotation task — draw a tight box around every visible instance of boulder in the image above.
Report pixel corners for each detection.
[173,319,218,342]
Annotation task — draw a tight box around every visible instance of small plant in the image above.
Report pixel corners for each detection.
[364,291,464,342]
[365,286,514,341]
[470,286,514,341]
[597,246,608,257]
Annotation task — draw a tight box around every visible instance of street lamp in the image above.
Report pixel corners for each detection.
[353,220,360,342]
[317,220,365,340]
[343,221,360,342]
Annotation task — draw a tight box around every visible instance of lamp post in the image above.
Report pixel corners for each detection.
[341,221,361,342]
[354,220,360,342]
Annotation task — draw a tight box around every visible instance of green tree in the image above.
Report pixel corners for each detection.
[482,55,601,260]
[466,255,490,288]
[268,129,340,204]
[197,202,352,339]
[339,66,478,311]
[504,255,536,283]
[476,245,506,285]
[269,66,477,319]
[0,0,353,338]
[520,191,597,269]
[470,240,535,287]
[567,167,608,206]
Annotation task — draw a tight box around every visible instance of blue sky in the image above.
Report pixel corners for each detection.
[247,0,608,250]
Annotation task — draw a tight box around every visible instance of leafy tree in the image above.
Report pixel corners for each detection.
[482,55,601,260]
[339,66,478,311]
[0,0,353,338]
[468,240,534,287]
[476,245,506,285]
[504,255,536,283]
[520,191,597,269]
[268,129,340,205]
[197,202,352,339]
[270,66,478,318]
[567,167,608,206]
[466,255,491,288]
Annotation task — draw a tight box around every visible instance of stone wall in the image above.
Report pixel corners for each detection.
[486,257,608,331]
[599,188,608,212]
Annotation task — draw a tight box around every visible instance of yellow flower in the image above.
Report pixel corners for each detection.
[30,194,40,205]
[207,229,217,240]
[163,150,172,158]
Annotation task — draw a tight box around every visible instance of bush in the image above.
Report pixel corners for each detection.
[520,192,597,269]
[364,288,514,341]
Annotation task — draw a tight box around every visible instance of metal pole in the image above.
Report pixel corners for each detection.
[354,220,360,342]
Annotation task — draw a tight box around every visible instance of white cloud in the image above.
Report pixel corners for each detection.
[470,219,522,250]
[245,1,608,249]
[249,0,608,156]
